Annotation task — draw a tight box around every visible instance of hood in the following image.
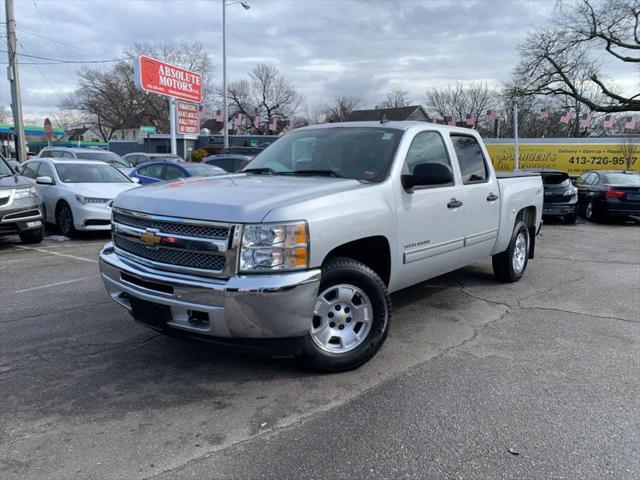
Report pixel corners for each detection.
[113,173,363,223]
[0,174,33,190]
[71,182,138,199]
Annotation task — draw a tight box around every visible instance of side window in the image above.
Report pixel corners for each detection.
[62,152,75,159]
[404,131,451,175]
[22,162,40,179]
[139,164,164,179]
[37,162,54,179]
[575,174,587,186]
[583,173,597,185]
[450,135,489,184]
[163,166,184,181]
[39,150,52,158]
[590,174,600,185]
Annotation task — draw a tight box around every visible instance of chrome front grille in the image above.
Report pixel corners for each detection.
[113,236,226,271]
[111,208,239,278]
[112,211,229,239]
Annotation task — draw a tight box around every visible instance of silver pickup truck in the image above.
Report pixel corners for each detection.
[100,121,543,371]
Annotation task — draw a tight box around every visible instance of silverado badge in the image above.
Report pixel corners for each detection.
[140,230,162,247]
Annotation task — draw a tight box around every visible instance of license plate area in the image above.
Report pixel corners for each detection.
[130,297,172,329]
[627,193,640,201]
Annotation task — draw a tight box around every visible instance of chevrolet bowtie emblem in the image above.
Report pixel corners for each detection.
[140,230,162,247]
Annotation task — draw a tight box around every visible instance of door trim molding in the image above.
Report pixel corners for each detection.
[464,228,498,247]
[403,237,465,264]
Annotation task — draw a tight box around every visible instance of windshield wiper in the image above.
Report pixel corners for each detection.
[283,170,346,178]
[0,173,13,179]
[243,167,280,175]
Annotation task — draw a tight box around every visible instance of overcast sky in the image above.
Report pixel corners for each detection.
[1,0,636,124]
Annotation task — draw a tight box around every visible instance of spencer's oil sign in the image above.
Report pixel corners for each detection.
[485,142,638,175]
[135,55,202,103]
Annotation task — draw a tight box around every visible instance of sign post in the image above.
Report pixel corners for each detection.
[134,55,203,157]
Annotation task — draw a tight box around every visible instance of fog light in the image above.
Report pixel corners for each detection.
[26,220,42,228]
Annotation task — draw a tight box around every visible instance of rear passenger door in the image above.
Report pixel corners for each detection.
[449,134,500,263]
[135,164,165,184]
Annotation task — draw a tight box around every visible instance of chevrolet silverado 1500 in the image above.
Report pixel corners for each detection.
[100,121,543,371]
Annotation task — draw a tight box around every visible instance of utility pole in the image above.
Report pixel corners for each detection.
[5,0,27,162]
[169,98,177,155]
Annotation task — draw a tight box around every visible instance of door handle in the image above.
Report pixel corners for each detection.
[486,193,498,202]
[447,198,463,209]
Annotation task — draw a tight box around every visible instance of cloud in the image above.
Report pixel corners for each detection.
[2,0,634,123]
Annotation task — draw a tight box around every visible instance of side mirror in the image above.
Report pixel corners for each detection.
[402,163,453,192]
[36,176,54,185]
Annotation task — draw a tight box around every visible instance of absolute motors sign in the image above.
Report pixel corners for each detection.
[176,102,200,135]
[135,55,202,103]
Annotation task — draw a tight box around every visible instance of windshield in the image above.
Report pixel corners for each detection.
[74,151,131,167]
[603,173,640,186]
[55,163,132,183]
[244,127,403,182]
[0,158,13,176]
[541,172,570,186]
[184,164,225,177]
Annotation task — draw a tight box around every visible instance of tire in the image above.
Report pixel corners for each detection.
[302,257,391,372]
[562,207,577,224]
[19,227,44,244]
[492,221,530,283]
[56,201,76,237]
[585,199,599,222]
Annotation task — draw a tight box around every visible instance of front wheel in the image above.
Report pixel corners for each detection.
[56,202,76,237]
[492,221,530,283]
[19,227,44,244]
[302,257,391,372]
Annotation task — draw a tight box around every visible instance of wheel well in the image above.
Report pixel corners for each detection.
[324,236,391,286]
[55,199,69,215]
[516,206,537,259]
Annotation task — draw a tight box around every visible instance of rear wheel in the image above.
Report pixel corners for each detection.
[19,227,44,244]
[56,202,76,237]
[585,200,599,222]
[303,257,391,372]
[492,221,529,282]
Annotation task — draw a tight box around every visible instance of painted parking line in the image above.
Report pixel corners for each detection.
[12,245,98,264]
[7,276,96,295]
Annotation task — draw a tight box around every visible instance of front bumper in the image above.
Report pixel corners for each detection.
[99,243,321,340]
[73,202,113,230]
[0,200,43,236]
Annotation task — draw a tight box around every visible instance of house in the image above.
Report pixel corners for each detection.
[65,126,103,142]
[346,105,430,122]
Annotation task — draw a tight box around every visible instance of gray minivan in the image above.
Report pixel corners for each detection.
[0,156,44,243]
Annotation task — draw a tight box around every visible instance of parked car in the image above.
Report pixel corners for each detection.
[100,121,543,371]
[123,153,184,167]
[22,159,137,236]
[129,161,226,185]
[0,156,44,243]
[534,169,578,223]
[204,154,253,173]
[576,170,640,221]
[37,147,133,174]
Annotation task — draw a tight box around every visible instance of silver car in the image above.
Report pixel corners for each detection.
[22,159,137,236]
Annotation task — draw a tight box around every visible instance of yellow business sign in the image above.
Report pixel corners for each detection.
[485,143,638,175]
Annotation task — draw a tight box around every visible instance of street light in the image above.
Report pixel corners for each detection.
[223,0,250,150]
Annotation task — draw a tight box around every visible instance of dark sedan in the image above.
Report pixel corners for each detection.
[129,161,226,185]
[203,154,253,173]
[537,170,578,224]
[576,170,640,221]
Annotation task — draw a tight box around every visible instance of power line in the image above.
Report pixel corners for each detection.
[0,49,132,64]
[32,1,75,80]
[17,40,63,101]
[16,28,100,56]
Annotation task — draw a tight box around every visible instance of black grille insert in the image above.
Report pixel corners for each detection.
[114,235,225,271]
[113,211,229,239]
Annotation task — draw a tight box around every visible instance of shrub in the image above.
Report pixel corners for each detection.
[190,148,208,162]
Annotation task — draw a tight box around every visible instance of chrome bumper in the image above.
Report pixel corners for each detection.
[99,243,321,339]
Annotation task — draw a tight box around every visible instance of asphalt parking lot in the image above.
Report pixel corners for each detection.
[1,218,639,480]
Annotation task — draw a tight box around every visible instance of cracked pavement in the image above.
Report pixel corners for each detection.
[1,218,638,480]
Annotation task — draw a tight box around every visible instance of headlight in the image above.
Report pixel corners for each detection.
[75,195,110,205]
[240,221,309,272]
[14,187,38,199]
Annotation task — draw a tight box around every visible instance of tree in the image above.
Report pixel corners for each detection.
[513,0,639,113]
[424,81,497,127]
[377,89,411,108]
[619,134,639,170]
[62,41,214,140]
[0,105,11,124]
[323,96,361,123]
[225,63,303,132]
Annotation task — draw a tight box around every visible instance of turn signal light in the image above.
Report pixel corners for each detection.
[605,189,625,199]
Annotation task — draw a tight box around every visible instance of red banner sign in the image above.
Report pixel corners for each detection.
[135,55,202,103]
[176,101,200,135]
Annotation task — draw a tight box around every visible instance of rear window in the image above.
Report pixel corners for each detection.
[74,151,131,167]
[541,172,570,185]
[603,173,640,186]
